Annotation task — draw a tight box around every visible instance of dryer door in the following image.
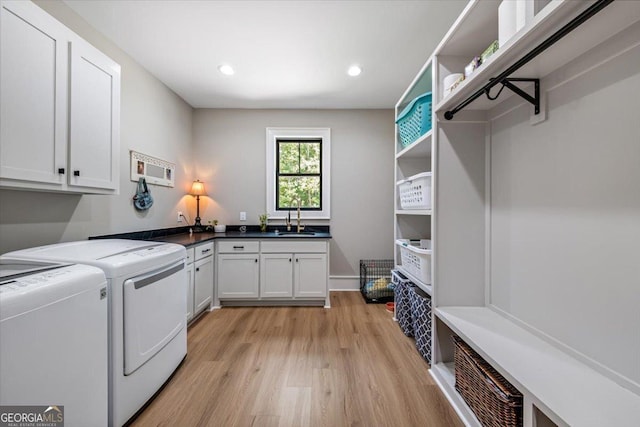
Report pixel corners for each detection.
[123,260,186,375]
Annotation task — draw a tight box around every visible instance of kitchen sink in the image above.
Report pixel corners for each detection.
[276,231,316,236]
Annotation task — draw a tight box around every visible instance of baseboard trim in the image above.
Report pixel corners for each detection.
[329,275,359,291]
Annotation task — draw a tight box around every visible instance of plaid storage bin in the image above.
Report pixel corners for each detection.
[392,269,414,337]
[410,286,432,363]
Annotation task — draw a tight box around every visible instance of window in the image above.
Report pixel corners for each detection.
[277,139,321,210]
[266,128,330,219]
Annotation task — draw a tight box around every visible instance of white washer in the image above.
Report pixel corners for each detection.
[0,257,108,427]
[6,239,188,426]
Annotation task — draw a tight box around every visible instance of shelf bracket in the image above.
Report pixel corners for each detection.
[486,78,540,115]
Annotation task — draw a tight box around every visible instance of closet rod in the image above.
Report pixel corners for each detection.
[444,0,614,120]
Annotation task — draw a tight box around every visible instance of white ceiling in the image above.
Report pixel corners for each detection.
[63,0,466,109]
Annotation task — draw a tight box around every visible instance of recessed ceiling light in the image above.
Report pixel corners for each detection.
[347,65,362,77]
[218,64,235,76]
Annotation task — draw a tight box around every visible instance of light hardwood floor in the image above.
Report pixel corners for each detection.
[131,292,463,427]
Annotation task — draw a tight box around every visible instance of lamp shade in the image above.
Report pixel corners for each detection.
[190,180,206,196]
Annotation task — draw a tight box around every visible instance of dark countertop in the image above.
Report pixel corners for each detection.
[150,230,331,247]
[91,225,331,248]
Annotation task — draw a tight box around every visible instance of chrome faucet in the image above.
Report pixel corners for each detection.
[296,199,305,233]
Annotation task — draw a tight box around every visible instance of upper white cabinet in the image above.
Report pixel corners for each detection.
[0,0,120,194]
[68,37,120,191]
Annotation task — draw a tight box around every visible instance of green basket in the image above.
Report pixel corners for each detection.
[396,92,432,148]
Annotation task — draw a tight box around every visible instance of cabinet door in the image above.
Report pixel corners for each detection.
[185,262,194,322]
[260,254,293,298]
[194,256,213,315]
[217,254,259,299]
[68,37,120,191]
[294,253,327,298]
[0,1,68,186]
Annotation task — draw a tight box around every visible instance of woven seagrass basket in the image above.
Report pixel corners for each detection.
[453,335,523,427]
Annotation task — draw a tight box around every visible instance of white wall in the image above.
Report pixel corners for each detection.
[192,109,395,278]
[489,26,640,387]
[0,1,194,253]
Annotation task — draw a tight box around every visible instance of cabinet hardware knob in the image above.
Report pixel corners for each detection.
[255,259,258,263]
[73,170,80,176]
[289,258,292,262]
[296,258,299,262]
[58,168,65,174]
[196,268,200,272]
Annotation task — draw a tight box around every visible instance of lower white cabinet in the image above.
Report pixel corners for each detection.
[217,242,260,299]
[217,239,329,304]
[260,254,293,298]
[217,254,260,299]
[260,253,328,299]
[185,242,213,323]
[294,253,327,298]
[185,261,194,322]
[194,255,214,313]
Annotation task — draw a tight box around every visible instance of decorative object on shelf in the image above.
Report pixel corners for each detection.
[132,177,153,211]
[130,150,175,187]
[464,57,481,78]
[211,219,226,233]
[453,335,523,427]
[498,0,534,48]
[259,214,268,232]
[190,180,206,232]
[396,92,432,147]
[480,40,500,64]
[443,73,465,98]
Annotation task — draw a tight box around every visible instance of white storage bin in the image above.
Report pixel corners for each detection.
[398,172,432,210]
[396,239,432,284]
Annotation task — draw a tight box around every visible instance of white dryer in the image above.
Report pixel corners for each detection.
[0,258,108,427]
[6,239,187,426]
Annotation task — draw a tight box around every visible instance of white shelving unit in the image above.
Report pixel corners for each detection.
[393,58,434,294]
[425,1,640,426]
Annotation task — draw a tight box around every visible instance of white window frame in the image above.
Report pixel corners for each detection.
[266,127,330,220]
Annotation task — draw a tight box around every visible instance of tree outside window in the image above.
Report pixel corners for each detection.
[276,139,321,210]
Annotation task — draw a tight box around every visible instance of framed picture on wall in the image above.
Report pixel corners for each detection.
[130,150,175,187]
